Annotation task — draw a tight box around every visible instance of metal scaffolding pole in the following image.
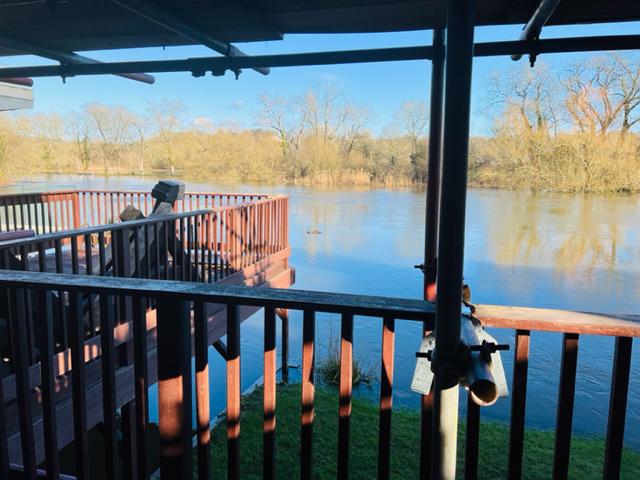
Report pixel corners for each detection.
[420,27,445,480]
[424,28,445,304]
[431,0,475,479]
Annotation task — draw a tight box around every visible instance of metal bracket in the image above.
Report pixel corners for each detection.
[411,307,510,405]
[529,38,540,67]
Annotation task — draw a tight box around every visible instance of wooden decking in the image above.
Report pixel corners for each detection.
[0,190,293,474]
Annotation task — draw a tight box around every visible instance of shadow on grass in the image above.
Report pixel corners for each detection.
[200,383,639,480]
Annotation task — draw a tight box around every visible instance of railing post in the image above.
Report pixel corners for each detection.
[72,191,82,228]
[603,336,633,479]
[431,1,476,479]
[157,296,193,479]
[278,308,290,383]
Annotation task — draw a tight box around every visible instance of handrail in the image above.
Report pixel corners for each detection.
[0,269,635,478]
[0,270,432,322]
[475,304,640,337]
[0,270,637,337]
[0,193,286,249]
[0,189,272,200]
[0,189,280,235]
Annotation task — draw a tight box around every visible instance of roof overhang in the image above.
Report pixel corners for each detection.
[0,80,33,111]
[0,1,638,57]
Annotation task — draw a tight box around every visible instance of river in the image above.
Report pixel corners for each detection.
[6,175,640,449]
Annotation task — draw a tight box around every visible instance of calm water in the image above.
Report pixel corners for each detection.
[6,175,640,448]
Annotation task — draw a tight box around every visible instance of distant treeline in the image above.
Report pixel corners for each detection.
[1,53,639,192]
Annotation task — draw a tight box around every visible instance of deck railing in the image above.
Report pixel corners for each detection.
[0,194,289,366]
[0,189,273,234]
[0,270,637,479]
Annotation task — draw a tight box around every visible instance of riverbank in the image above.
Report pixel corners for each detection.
[202,384,640,479]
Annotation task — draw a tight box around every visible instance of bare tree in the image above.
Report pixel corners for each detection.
[336,102,374,155]
[489,64,561,135]
[615,54,640,133]
[302,83,343,144]
[257,93,304,163]
[130,112,149,173]
[394,101,427,154]
[146,100,186,174]
[564,57,626,135]
[85,103,136,171]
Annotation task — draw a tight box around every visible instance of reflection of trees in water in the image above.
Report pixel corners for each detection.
[297,197,367,259]
[488,193,630,279]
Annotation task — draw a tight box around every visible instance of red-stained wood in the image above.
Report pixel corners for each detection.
[194,301,211,480]
[157,297,192,479]
[338,313,354,479]
[301,309,316,480]
[475,304,640,337]
[552,333,579,480]
[603,336,633,479]
[508,330,530,480]
[378,316,395,480]
[226,303,241,480]
[263,306,277,480]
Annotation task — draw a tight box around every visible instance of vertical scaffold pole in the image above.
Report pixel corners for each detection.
[421,27,446,480]
[431,1,476,479]
[424,28,445,305]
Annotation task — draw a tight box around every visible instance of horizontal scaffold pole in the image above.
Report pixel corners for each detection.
[0,35,639,80]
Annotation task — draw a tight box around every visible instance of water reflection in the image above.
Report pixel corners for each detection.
[7,176,640,449]
[484,191,638,283]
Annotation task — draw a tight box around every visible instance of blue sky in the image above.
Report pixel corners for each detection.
[2,21,638,135]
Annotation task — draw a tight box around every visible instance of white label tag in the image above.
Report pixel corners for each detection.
[411,333,435,395]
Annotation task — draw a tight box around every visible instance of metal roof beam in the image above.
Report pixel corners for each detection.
[512,0,562,61]
[111,0,271,76]
[0,36,155,84]
[0,35,638,79]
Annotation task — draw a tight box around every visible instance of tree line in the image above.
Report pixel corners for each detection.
[1,53,639,192]
[472,53,640,192]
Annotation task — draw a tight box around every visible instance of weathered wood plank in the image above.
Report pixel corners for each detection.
[475,305,640,337]
[0,261,434,322]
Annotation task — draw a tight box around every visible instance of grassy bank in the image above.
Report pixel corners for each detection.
[202,384,639,479]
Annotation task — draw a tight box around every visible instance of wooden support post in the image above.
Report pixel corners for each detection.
[157,296,193,479]
[277,308,290,383]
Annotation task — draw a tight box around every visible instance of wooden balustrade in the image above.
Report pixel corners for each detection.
[0,189,274,234]
[0,195,289,368]
[0,270,637,479]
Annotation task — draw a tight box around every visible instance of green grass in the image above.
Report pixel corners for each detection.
[201,384,640,479]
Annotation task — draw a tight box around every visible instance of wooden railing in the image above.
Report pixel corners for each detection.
[0,189,273,234]
[0,270,637,479]
[0,195,289,364]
